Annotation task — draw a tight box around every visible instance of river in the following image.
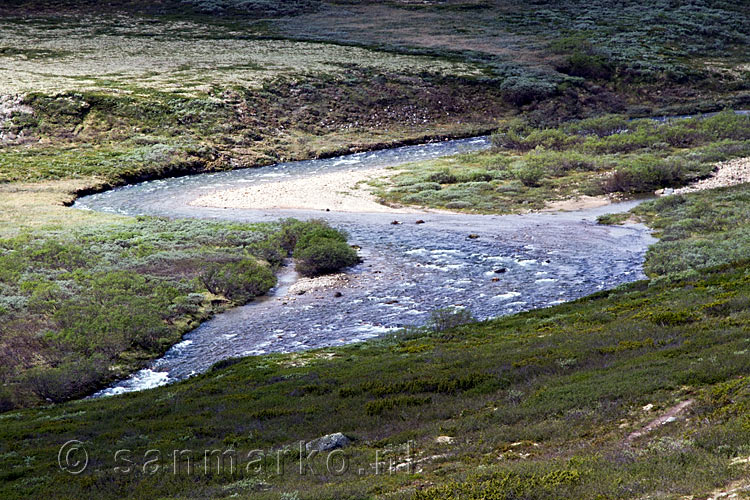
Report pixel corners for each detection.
[75,136,655,396]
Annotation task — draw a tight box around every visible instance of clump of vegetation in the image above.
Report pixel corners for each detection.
[377,111,750,213]
[633,183,750,276]
[291,222,360,277]
[200,259,276,301]
[427,306,475,332]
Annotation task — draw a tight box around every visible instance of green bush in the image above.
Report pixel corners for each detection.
[513,162,547,187]
[559,51,614,80]
[491,119,534,150]
[455,169,494,182]
[600,155,706,193]
[402,182,442,193]
[22,355,108,403]
[287,220,359,277]
[0,388,15,412]
[200,259,276,301]
[294,238,359,277]
[426,168,458,184]
[563,114,629,137]
[524,150,597,175]
[499,76,557,106]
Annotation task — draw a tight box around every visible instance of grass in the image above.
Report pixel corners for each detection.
[1,184,750,498]
[374,111,750,213]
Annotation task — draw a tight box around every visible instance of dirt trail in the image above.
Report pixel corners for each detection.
[625,399,694,443]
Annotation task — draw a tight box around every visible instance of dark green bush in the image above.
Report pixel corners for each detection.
[455,169,494,182]
[559,51,614,80]
[513,163,547,187]
[22,355,108,403]
[563,114,629,137]
[294,238,359,277]
[601,158,684,193]
[499,76,557,106]
[287,220,359,277]
[427,168,458,184]
[0,388,15,412]
[200,259,276,301]
[491,119,534,150]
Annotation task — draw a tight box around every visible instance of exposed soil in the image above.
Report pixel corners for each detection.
[625,399,694,444]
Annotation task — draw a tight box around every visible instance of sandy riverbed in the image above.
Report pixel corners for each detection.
[190,157,750,214]
[190,166,425,213]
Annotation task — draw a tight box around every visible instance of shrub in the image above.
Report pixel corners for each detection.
[455,169,493,182]
[601,156,694,193]
[294,224,347,248]
[247,239,285,267]
[403,182,442,193]
[288,220,359,277]
[403,190,439,205]
[491,119,534,150]
[513,163,547,187]
[426,168,458,184]
[564,114,629,137]
[428,307,475,332]
[200,259,276,301]
[559,52,614,80]
[522,129,578,151]
[294,238,359,277]
[499,76,557,106]
[22,355,108,402]
[273,219,338,255]
[0,388,15,413]
[524,150,597,176]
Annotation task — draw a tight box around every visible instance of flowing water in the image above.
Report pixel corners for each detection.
[76,137,656,396]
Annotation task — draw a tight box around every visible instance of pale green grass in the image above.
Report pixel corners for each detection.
[0,15,485,95]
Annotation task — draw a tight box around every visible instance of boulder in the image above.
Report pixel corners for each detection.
[306,432,351,452]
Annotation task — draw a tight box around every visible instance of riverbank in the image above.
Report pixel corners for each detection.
[369,112,750,214]
[672,156,750,195]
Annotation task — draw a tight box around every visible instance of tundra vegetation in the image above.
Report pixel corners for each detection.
[0,1,749,498]
[375,111,750,212]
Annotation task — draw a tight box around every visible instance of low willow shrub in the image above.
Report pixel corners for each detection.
[200,259,275,301]
[292,224,360,277]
